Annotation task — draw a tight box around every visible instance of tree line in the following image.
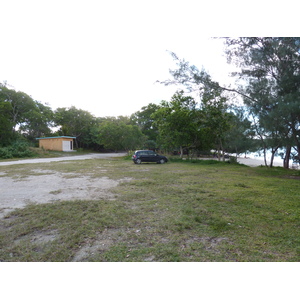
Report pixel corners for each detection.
[1,37,299,168]
[0,83,254,159]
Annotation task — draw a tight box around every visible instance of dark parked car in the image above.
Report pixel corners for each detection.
[132,150,168,164]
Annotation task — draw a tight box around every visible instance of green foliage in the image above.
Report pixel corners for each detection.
[152,91,202,154]
[96,117,147,151]
[0,100,14,146]
[168,156,224,165]
[143,139,157,150]
[151,89,233,156]
[228,156,238,164]
[157,54,245,157]
[0,83,54,145]
[130,103,160,142]
[54,106,97,148]
[223,107,256,155]
[0,140,34,159]
[201,90,232,156]
[224,37,300,167]
[20,101,54,142]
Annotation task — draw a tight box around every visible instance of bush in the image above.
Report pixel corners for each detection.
[0,141,35,159]
[169,157,222,165]
[227,156,239,164]
[0,148,13,159]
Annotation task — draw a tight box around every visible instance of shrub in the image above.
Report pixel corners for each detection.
[228,156,239,164]
[0,141,35,159]
[0,147,13,159]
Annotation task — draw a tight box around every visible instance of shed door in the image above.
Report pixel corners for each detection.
[63,141,71,151]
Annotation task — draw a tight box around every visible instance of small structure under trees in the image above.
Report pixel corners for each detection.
[36,136,76,152]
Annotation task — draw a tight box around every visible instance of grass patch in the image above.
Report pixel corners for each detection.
[1,157,300,261]
[169,157,224,165]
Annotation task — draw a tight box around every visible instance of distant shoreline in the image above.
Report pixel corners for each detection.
[237,157,283,167]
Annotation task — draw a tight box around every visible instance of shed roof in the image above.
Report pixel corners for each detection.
[36,136,76,140]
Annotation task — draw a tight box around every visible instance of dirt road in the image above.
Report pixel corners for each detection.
[0,152,127,166]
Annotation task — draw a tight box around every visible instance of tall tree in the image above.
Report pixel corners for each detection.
[152,91,208,157]
[0,83,54,145]
[96,117,146,152]
[200,83,232,160]
[54,106,97,148]
[223,107,256,158]
[0,100,14,146]
[19,101,54,142]
[224,37,300,168]
[158,52,222,105]
[130,103,160,144]
[158,55,234,158]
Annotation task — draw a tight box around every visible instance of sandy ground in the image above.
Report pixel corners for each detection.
[237,157,284,167]
[0,153,287,219]
[0,153,128,218]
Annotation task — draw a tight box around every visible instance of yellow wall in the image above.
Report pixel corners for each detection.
[39,138,73,151]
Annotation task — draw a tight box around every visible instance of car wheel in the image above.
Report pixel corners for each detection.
[159,159,165,164]
[136,158,142,164]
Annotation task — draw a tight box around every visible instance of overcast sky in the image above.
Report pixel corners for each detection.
[1,0,296,118]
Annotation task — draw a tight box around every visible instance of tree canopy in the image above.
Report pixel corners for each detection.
[95,117,146,151]
[224,37,300,167]
[0,83,53,146]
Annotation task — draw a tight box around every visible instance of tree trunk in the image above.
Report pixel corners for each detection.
[291,126,300,162]
[75,138,79,149]
[180,145,183,159]
[269,146,279,168]
[283,145,291,169]
[217,147,221,161]
[219,139,225,162]
[263,146,268,167]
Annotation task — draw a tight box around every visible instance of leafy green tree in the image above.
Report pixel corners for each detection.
[152,91,204,157]
[54,106,97,148]
[96,117,146,151]
[223,107,256,157]
[224,37,300,168]
[0,96,14,146]
[158,55,233,158]
[122,124,147,151]
[19,101,54,142]
[158,52,220,99]
[0,83,54,145]
[1,86,36,129]
[130,103,160,143]
[200,86,232,160]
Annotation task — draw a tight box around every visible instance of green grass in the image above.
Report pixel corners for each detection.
[0,157,300,261]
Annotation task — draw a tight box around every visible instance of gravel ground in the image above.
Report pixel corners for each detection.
[0,153,128,218]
